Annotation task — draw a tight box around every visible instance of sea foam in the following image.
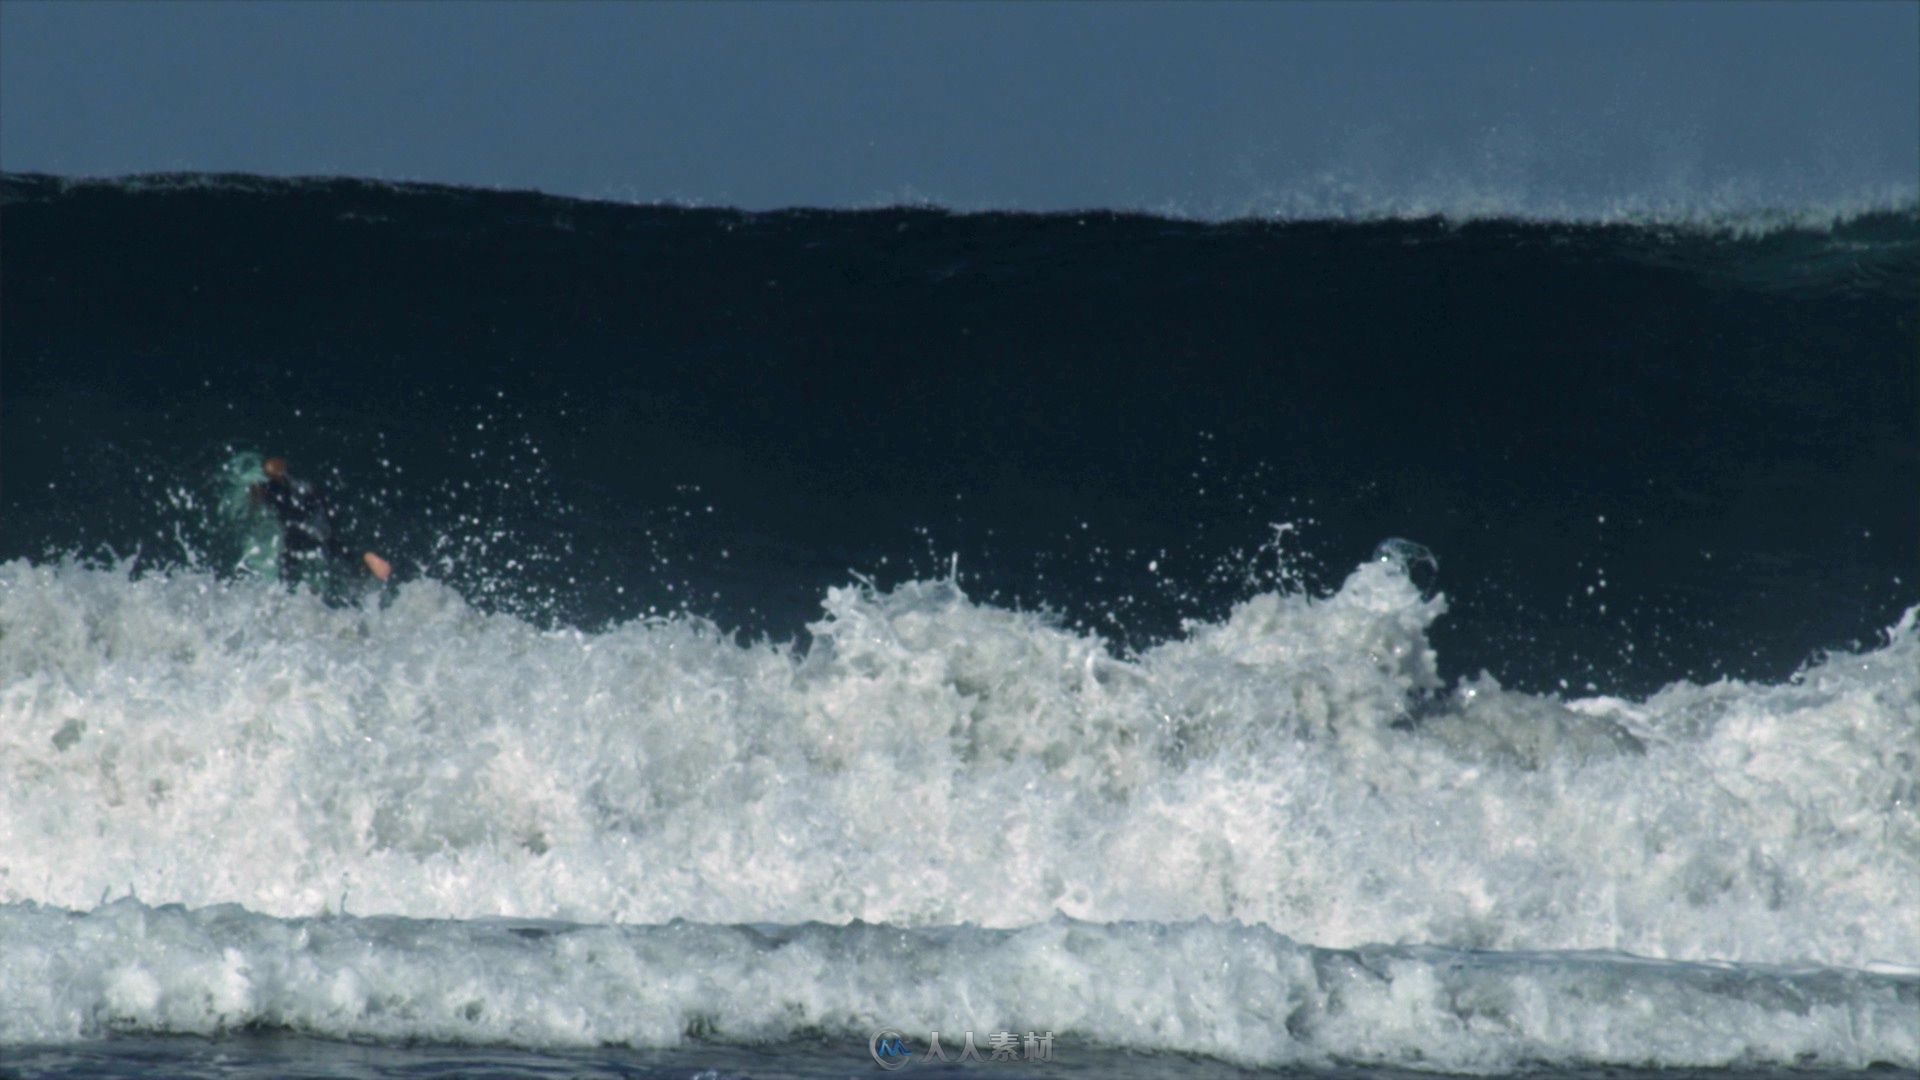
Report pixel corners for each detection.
[2,555,1914,971]
[2,901,1914,1071]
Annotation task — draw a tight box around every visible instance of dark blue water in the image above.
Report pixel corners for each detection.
[4,175,1915,697]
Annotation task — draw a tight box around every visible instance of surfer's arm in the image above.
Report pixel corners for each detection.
[363,552,392,582]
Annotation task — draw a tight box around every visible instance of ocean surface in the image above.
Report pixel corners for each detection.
[0,173,1916,1078]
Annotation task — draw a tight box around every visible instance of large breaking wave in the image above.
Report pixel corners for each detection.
[2,553,1914,1069]
[3,171,1917,1073]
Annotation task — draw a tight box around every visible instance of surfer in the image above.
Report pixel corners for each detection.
[250,457,393,583]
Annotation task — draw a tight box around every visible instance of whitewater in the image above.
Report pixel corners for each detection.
[2,550,1915,1072]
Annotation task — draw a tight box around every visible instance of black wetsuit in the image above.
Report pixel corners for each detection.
[258,474,359,580]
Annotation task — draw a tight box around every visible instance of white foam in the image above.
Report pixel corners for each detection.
[1,901,1912,1071]
[1,555,1915,974]
[1207,175,1920,237]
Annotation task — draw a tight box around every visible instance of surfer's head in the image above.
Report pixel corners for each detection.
[262,457,289,480]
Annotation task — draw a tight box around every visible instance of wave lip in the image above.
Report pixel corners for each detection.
[5,170,1917,237]
[3,900,1914,1073]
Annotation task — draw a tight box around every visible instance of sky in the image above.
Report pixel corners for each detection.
[2,1,1915,219]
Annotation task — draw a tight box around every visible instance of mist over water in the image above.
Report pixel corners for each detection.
[1,174,1916,1074]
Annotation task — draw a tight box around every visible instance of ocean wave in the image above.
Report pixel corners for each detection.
[2,555,1914,973]
[3,900,1914,1071]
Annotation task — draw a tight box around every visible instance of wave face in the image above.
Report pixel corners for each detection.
[1,174,1917,1072]
[5,174,1916,699]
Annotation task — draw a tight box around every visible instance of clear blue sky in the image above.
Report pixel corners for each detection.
[2,1,1914,218]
